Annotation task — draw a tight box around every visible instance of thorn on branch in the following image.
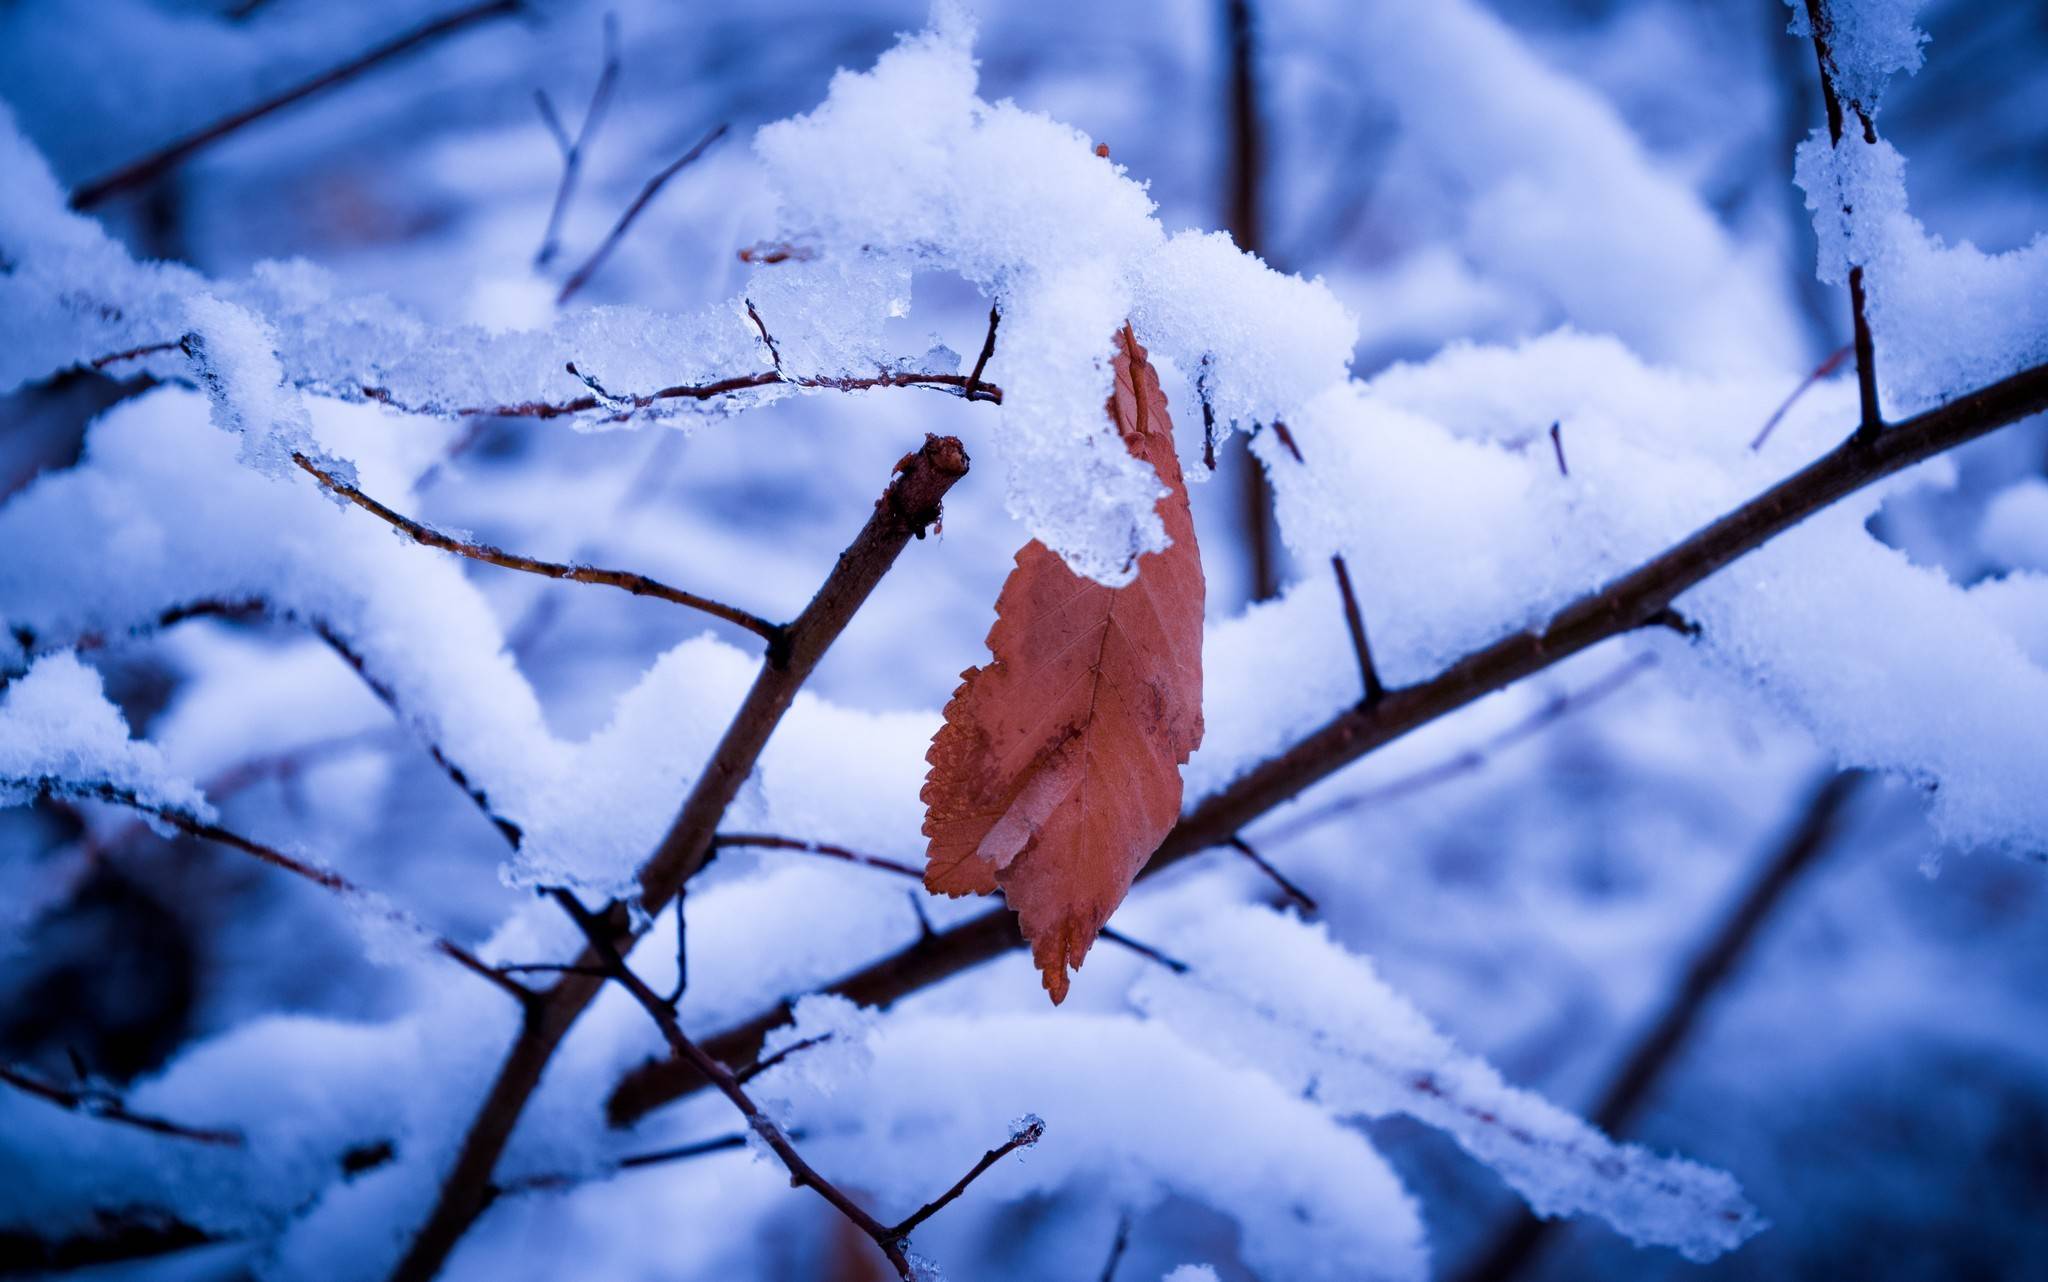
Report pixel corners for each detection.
[69,0,522,209]
[1643,607,1700,639]
[556,121,729,305]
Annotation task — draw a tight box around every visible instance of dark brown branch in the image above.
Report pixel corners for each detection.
[293,453,785,647]
[1097,928,1190,975]
[1224,0,1281,600]
[16,777,528,1005]
[964,304,1001,402]
[557,123,729,305]
[1751,343,1852,450]
[1100,1212,1134,1282]
[1801,0,1883,439]
[0,1061,242,1146]
[1225,835,1317,913]
[386,435,970,1282]
[70,0,521,209]
[1451,769,1867,1282]
[886,1114,1045,1239]
[609,358,2048,1128]
[1330,554,1384,706]
[533,14,620,268]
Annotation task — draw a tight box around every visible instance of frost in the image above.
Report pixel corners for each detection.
[182,295,335,482]
[1133,907,1764,1262]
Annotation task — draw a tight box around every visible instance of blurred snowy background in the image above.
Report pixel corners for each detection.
[2,1,2046,1279]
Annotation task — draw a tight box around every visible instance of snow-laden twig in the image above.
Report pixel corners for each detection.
[610,355,2048,1127]
[1801,0,1883,438]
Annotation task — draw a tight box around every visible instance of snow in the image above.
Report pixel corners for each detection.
[0,652,209,820]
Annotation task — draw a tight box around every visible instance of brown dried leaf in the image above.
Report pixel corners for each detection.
[922,325,1205,1002]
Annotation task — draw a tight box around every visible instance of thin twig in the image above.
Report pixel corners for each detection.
[1099,1212,1134,1282]
[733,1032,835,1086]
[611,357,2048,1127]
[0,1062,243,1146]
[887,1115,1045,1239]
[87,341,181,370]
[293,452,785,646]
[1801,0,1883,439]
[1098,928,1190,974]
[1751,343,1852,450]
[1225,835,1317,913]
[744,299,783,372]
[1451,770,1867,1282]
[557,123,729,305]
[1330,554,1385,706]
[15,776,529,1005]
[713,832,922,878]
[1547,422,1569,477]
[533,13,620,268]
[1258,653,1658,847]
[70,0,521,209]
[963,304,1001,402]
[387,436,972,1282]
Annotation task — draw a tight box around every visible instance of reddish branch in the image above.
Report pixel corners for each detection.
[70,0,521,210]
[1751,343,1852,450]
[1801,0,1883,439]
[533,14,620,268]
[293,452,784,646]
[0,1061,243,1147]
[609,357,2048,1127]
[1453,770,1867,1282]
[556,123,730,305]
[385,435,970,1282]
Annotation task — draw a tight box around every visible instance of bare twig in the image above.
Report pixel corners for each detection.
[556,123,729,305]
[70,0,521,209]
[713,832,922,878]
[533,14,620,268]
[1097,928,1190,975]
[1330,554,1385,706]
[1258,652,1658,847]
[1225,835,1317,913]
[733,1032,835,1086]
[0,1061,243,1146]
[14,776,529,1005]
[1801,0,1883,440]
[744,299,783,372]
[610,358,2048,1128]
[963,303,1001,403]
[387,436,971,1282]
[1100,1211,1134,1282]
[1452,770,1867,1282]
[87,341,181,370]
[293,452,785,647]
[1547,421,1569,477]
[886,1114,1045,1239]
[1751,343,1853,450]
[1224,0,1281,600]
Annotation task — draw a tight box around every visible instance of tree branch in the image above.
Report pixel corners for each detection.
[1801,0,1884,439]
[1451,769,1867,1282]
[557,123,729,305]
[16,776,529,1005]
[70,0,522,209]
[0,1061,243,1146]
[533,14,620,268]
[385,435,970,1282]
[293,453,785,647]
[608,357,2048,1127]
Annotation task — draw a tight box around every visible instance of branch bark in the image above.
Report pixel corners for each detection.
[608,357,2048,1127]
[384,435,969,1282]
